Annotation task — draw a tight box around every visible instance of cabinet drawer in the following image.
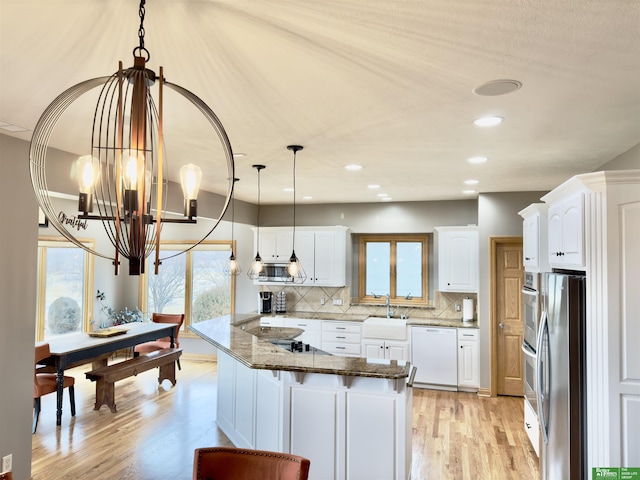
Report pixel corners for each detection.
[524,399,540,457]
[260,317,285,327]
[323,332,361,343]
[322,322,362,334]
[322,342,361,356]
[457,328,479,341]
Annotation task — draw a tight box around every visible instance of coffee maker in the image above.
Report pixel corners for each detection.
[259,291,273,314]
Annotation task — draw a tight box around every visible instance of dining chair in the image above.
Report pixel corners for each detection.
[134,313,185,369]
[34,342,75,433]
[192,447,310,480]
[0,470,13,480]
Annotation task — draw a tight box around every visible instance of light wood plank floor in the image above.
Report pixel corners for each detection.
[32,359,539,479]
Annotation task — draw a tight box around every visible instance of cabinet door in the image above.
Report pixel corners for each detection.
[363,340,385,359]
[259,230,278,262]
[294,231,316,283]
[560,193,584,267]
[275,230,293,262]
[547,202,563,263]
[313,230,337,285]
[385,341,409,361]
[523,213,540,269]
[457,340,479,388]
[439,229,478,292]
[547,193,584,268]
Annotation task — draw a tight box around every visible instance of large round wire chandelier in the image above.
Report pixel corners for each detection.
[29,0,234,275]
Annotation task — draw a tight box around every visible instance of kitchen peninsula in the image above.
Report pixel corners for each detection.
[191,314,413,480]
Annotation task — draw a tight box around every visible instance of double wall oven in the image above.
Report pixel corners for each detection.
[521,271,541,416]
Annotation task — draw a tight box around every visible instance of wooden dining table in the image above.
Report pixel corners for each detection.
[38,322,177,426]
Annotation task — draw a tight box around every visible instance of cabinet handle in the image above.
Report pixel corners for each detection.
[380,345,384,349]
[336,336,346,339]
[525,423,531,429]
[336,327,346,330]
[336,346,346,350]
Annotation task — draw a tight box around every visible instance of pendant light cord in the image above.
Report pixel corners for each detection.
[292,150,297,251]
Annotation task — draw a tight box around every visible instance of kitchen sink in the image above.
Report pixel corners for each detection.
[362,317,408,340]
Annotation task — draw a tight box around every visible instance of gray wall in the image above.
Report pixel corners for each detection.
[597,142,640,171]
[0,135,38,480]
[477,191,549,389]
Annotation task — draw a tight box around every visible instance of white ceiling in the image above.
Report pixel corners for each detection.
[1,0,639,205]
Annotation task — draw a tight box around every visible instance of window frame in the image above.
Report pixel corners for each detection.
[137,240,237,334]
[357,234,429,305]
[36,236,95,341]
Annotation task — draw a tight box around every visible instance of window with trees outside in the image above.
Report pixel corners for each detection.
[36,237,95,342]
[139,241,236,332]
[358,234,428,305]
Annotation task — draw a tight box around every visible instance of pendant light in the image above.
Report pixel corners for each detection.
[224,177,241,276]
[286,145,306,283]
[247,165,266,280]
[28,0,234,275]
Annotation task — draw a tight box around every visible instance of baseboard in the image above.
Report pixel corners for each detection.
[477,387,491,397]
[181,352,216,363]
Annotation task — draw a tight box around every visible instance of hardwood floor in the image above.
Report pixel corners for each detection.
[31,360,539,479]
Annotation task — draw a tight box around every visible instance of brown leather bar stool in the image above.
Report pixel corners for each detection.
[192,447,310,480]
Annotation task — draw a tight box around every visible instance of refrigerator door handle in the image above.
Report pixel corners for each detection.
[537,309,550,445]
[521,342,536,359]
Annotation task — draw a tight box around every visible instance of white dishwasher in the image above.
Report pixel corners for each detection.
[411,327,458,389]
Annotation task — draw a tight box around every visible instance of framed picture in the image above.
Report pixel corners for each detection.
[38,207,49,227]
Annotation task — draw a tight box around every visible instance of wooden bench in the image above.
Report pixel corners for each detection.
[85,348,182,413]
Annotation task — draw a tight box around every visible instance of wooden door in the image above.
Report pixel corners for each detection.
[495,240,524,396]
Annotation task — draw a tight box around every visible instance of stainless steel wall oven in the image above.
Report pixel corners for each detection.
[521,271,541,418]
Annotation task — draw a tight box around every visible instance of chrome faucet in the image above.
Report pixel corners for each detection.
[385,294,396,319]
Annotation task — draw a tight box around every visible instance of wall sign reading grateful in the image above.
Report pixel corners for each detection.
[58,212,88,231]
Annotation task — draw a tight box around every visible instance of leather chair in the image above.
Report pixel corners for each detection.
[34,342,75,433]
[192,447,310,480]
[0,471,13,480]
[134,313,185,369]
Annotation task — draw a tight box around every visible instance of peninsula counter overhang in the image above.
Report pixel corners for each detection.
[189,315,411,380]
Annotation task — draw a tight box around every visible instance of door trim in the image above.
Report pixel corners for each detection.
[489,236,522,397]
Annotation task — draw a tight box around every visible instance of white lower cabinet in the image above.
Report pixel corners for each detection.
[524,399,540,457]
[216,349,412,480]
[457,328,480,391]
[362,339,409,361]
[283,318,322,348]
[322,321,362,356]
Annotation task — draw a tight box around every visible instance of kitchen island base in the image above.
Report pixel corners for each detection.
[216,350,412,480]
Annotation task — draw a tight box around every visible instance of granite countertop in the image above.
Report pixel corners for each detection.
[234,311,479,329]
[189,315,411,380]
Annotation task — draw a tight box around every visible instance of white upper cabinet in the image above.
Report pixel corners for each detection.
[259,229,293,263]
[546,192,585,269]
[436,226,479,293]
[255,226,348,286]
[519,203,549,273]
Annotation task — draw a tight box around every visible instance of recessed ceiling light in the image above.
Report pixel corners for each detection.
[381,197,393,201]
[473,79,522,97]
[473,116,503,127]
[302,196,312,200]
[345,164,363,171]
[377,193,388,197]
[463,190,476,195]
[283,187,294,192]
[232,153,246,158]
[368,184,381,189]
[467,156,488,164]
[464,179,479,185]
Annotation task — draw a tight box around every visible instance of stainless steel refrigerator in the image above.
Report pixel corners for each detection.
[538,271,587,480]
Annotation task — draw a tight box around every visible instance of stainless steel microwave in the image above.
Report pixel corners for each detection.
[258,264,293,282]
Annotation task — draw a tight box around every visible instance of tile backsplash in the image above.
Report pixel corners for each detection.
[259,285,477,322]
